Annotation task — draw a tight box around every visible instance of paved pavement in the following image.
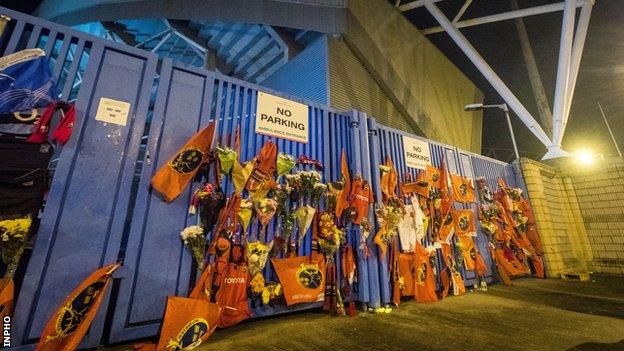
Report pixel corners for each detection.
[106,275,624,351]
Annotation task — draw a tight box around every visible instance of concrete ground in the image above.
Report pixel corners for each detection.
[108,275,624,351]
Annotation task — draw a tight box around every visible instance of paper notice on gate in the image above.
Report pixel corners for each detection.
[95,97,131,126]
[403,136,431,170]
[255,91,309,143]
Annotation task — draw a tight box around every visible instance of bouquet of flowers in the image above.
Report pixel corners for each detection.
[325,180,343,214]
[180,225,206,271]
[276,153,296,177]
[285,173,302,203]
[217,146,237,175]
[255,198,278,239]
[317,212,344,256]
[311,183,327,208]
[299,170,322,204]
[246,240,273,276]
[295,205,316,245]
[238,199,253,239]
[0,217,32,278]
[196,184,226,234]
[249,272,282,305]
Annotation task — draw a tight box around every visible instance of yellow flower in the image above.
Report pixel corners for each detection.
[262,288,271,304]
[0,217,32,241]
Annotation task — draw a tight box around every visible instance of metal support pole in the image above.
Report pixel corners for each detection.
[150,31,172,52]
[503,105,521,161]
[598,102,622,158]
[510,0,553,136]
[423,0,552,148]
[551,0,577,148]
[559,0,594,145]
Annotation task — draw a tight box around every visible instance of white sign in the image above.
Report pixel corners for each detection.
[95,97,130,126]
[403,136,431,169]
[255,91,308,143]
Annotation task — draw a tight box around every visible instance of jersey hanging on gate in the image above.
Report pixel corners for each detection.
[0,49,56,114]
[37,263,120,351]
[151,122,216,203]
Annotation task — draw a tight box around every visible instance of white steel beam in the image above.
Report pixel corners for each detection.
[423,0,552,148]
[546,0,576,159]
[422,1,585,35]
[558,0,594,146]
[397,0,443,12]
[452,0,474,23]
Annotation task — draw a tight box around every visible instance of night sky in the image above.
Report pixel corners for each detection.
[399,0,624,161]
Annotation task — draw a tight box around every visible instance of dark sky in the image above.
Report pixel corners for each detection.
[400,0,624,161]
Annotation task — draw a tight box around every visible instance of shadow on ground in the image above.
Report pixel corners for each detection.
[105,275,624,351]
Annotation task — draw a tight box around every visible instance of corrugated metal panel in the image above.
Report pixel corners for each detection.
[261,35,329,104]
[328,37,416,135]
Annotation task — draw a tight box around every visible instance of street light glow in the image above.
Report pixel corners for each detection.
[574,149,595,165]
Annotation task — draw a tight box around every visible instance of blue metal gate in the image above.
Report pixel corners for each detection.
[1,6,526,348]
[365,117,520,300]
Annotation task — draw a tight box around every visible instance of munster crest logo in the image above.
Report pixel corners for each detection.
[169,147,203,174]
[166,318,209,351]
[296,263,322,289]
[46,281,106,342]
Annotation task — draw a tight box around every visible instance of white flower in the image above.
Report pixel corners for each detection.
[180,225,204,243]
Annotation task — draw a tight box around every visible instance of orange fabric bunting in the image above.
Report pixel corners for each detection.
[37,263,120,351]
[151,122,216,203]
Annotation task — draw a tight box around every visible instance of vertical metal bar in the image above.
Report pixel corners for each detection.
[598,102,622,158]
[25,24,42,48]
[560,0,594,144]
[4,19,25,54]
[551,0,577,146]
[43,30,58,55]
[60,39,86,99]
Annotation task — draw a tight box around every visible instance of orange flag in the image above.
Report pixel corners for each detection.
[414,243,438,303]
[475,251,488,278]
[426,165,442,189]
[451,209,476,236]
[380,157,398,201]
[156,296,221,351]
[401,170,431,198]
[457,234,477,271]
[450,174,476,203]
[151,122,216,203]
[37,263,120,351]
[272,254,325,306]
[0,278,13,320]
[335,149,351,218]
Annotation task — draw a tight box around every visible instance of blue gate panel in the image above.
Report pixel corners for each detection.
[108,60,212,342]
[12,44,158,347]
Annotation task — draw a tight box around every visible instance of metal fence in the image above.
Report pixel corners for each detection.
[1,6,524,348]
